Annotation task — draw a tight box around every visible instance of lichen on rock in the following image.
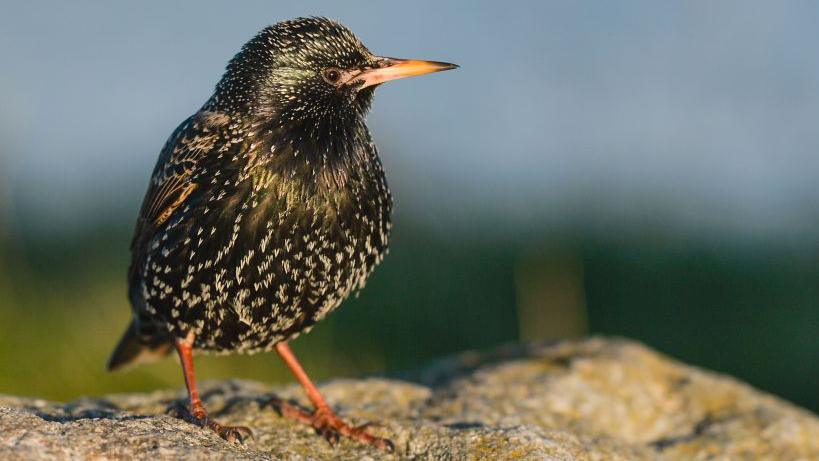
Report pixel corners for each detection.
[1,338,817,460]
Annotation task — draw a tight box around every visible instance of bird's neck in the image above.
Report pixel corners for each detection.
[245,112,378,191]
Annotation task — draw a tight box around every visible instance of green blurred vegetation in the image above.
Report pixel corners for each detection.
[0,221,816,415]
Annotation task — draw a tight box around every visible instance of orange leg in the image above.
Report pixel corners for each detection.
[175,338,252,443]
[269,341,393,452]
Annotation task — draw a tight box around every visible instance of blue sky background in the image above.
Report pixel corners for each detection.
[1,1,818,241]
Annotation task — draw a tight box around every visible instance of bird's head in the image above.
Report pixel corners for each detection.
[209,17,457,133]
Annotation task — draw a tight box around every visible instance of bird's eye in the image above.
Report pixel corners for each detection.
[322,68,342,84]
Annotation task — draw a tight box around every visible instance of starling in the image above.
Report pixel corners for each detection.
[106,17,456,450]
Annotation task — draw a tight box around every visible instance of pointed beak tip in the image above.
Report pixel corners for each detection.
[425,60,458,72]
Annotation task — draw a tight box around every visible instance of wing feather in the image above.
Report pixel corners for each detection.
[128,111,230,283]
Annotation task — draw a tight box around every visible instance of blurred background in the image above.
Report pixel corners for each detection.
[0,1,817,413]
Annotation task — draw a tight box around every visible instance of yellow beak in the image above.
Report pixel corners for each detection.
[356,57,458,88]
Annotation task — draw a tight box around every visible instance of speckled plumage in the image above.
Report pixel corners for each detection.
[116,18,393,359]
[107,17,455,449]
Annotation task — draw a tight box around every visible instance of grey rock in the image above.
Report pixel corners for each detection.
[1,337,817,460]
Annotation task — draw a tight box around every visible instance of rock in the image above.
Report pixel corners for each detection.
[1,337,817,460]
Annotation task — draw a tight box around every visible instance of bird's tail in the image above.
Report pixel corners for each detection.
[106,320,175,372]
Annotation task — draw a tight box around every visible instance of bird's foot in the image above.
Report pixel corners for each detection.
[201,417,253,444]
[266,396,393,452]
[170,404,253,444]
[308,406,392,451]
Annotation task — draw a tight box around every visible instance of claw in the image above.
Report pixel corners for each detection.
[171,401,253,444]
[378,438,396,453]
[206,419,254,443]
[321,427,340,446]
[265,398,393,452]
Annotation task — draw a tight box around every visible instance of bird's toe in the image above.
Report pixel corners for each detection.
[208,420,254,444]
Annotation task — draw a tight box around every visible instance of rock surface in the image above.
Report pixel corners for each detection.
[1,337,817,460]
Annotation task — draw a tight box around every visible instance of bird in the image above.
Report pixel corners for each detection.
[105,16,456,451]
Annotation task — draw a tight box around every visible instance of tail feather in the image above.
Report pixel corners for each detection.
[106,320,174,372]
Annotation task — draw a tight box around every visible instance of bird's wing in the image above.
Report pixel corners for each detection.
[128,110,232,279]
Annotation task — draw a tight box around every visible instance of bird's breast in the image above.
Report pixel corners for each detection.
[140,151,391,352]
